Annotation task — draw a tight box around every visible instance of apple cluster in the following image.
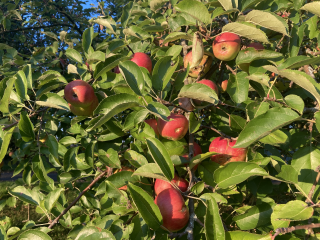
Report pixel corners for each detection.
[64,80,99,116]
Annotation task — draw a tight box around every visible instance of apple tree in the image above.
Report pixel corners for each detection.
[2,0,320,239]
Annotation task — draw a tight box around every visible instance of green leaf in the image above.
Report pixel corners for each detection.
[9,186,40,206]
[133,163,167,181]
[278,56,320,70]
[198,161,220,187]
[18,230,52,240]
[119,60,145,96]
[285,94,304,114]
[259,130,289,146]
[300,2,320,16]
[65,49,82,63]
[235,108,300,148]
[124,150,148,168]
[227,72,249,104]
[36,93,70,111]
[175,0,211,25]
[233,203,273,230]
[214,162,269,189]
[163,138,187,156]
[178,83,219,105]
[15,70,28,100]
[82,27,94,55]
[236,48,282,65]
[0,127,14,164]
[150,0,169,11]
[205,197,225,240]
[189,152,217,169]
[189,112,201,134]
[87,51,105,63]
[217,0,235,11]
[123,26,151,40]
[23,64,32,89]
[276,69,320,104]
[85,141,95,168]
[152,56,178,91]
[107,171,139,188]
[0,77,15,114]
[44,188,64,213]
[18,111,35,142]
[191,182,204,195]
[290,24,306,57]
[121,1,133,29]
[91,17,116,34]
[146,137,174,181]
[273,200,313,221]
[99,148,121,169]
[94,54,130,80]
[88,93,140,131]
[163,32,193,45]
[225,231,271,240]
[246,102,270,120]
[222,22,269,43]
[146,102,170,120]
[291,147,320,202]
[245,10,288,36]
[46,134,60,165]
[128,183,162,230]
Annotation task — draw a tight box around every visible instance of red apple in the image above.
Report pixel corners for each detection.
[130,52,152,74]
[221,80,228,92]
[157,113,189,141]
[248,42,264,50]
[184,51,213,78]
[154,174,189,195]
[64,80,99,116]
[209,137,247,165]
[182,142,202,170]
[144,119,159,137]
[155,188,189,232]
[212,32,241,61]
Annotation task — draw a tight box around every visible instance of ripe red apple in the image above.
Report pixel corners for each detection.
[157,113,189,141]
[64,80,99,116]
[184,51,213,78]
[182,142,202,170]
[193,79,219,106]
[209,137,247,165]
[221,80,228,92]
[114,167,135,191]
[154,174,189,195]
[130,52,152,74]
[155,188,189,232]
[145,119,159,137]
[212,32,241,61]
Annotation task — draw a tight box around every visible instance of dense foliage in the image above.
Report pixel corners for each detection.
[2,0,320,239]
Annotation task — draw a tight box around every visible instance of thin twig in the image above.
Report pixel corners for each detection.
[272,223,320,240]
[306,165,320,204]
[225,64,236,75]
[48,169,109,229]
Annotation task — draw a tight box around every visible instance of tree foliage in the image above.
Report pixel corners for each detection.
[1,0,320,239]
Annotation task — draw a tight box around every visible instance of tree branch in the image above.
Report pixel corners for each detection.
[0,24,74,34]
[51,3,83,35]
[306,165,320,204]
[272,223,320,240]
[48,168,109,229]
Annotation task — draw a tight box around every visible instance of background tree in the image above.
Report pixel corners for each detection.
[1,0,320,239]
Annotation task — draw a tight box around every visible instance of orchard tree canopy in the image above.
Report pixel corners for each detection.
[2,0,320,239]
